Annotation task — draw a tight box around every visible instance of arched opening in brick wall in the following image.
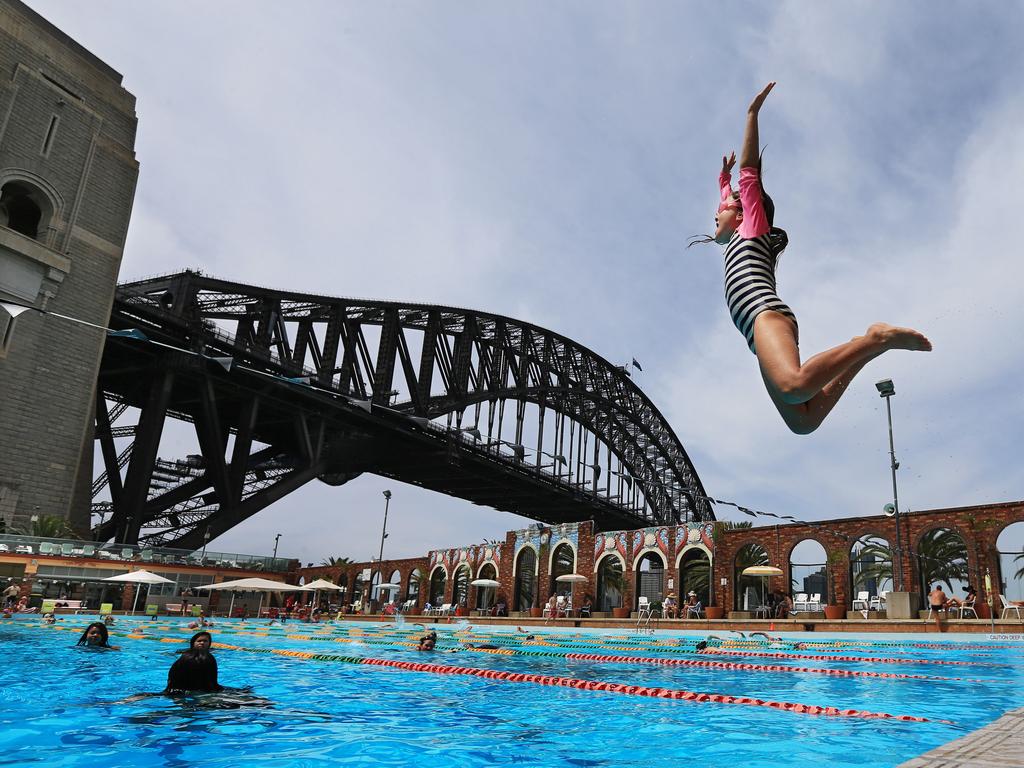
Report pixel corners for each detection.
[634,552,665,609]
[850,534,892,604]
[596,554,624,612]
[406,568,422,605]
[549,543,575,598]
[996,522,1024,602]
[428,567,446,606]
[917,527,969,600]
[353,572,367,607]
[452,564,470,609]
[789,539,827,603]
[383,569,401,604]
[678,548,710,608]
[476,562,498,611]
[514,548,536,612]
[734,542,769,611]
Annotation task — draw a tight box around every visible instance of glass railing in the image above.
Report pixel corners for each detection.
[0,533,293,573]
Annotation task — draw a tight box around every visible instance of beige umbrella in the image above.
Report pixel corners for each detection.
[102,569,175,615]
[195,577,296,618]
[741,565,784,609]
[300,578,345,611]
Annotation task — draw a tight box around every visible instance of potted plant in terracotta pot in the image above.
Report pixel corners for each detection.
[822,548,847,619]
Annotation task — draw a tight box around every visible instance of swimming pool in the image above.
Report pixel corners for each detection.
[3,617,1022,767]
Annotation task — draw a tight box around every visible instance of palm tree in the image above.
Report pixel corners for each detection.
[851,538,894,590]
[1013,552,1024,580]
[17,514,75,539]
[597,556,625,611]
[320,556,353,567]
[915,528,969,592]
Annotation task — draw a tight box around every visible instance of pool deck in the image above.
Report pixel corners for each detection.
[899,707,1024,767]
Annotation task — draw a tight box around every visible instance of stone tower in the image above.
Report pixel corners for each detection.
[0,1,138,535]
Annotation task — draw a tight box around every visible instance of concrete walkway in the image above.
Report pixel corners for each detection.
[899,707,1024,767]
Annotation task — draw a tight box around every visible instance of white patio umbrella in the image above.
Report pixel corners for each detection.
[470,578,501,611]
[300,578,345,611]
[195,577,296,618]
[470,578,501,588]
[555,573,588,609]
[372,582,401,605]
[101,569,174,615]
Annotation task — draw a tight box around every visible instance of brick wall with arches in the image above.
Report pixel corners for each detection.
[296,499,1023,617]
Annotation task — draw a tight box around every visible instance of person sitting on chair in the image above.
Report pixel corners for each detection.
[685,592,703,618]
[775,592,793,619]
[662,594,678,619]
[945,585,976,611]
[579,595,593,618]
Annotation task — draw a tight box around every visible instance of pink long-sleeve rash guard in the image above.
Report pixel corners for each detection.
[719,167,769,240]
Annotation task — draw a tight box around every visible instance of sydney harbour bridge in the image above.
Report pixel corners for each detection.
[91,270,713,549]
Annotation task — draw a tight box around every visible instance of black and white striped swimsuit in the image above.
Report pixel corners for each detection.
[724,231,797,354]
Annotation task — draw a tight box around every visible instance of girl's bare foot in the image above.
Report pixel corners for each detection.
[867,323,932,352]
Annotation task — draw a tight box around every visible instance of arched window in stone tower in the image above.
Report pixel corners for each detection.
[0,180,51,240]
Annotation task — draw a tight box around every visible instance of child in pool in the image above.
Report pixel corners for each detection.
[692,82,931,434]
[76,621,120,650]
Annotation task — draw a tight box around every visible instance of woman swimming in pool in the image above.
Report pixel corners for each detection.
[75,621,120,650]
[166,638,222,693]
[691,82,931,434]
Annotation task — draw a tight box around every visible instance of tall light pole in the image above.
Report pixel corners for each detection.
[377,490,392,605]
[876,379,904,592]
[272,533,282,560]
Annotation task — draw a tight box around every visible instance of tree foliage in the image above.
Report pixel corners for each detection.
[915,528,969,592]
[320,556,354,567]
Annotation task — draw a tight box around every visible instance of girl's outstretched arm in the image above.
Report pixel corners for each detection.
[739,82,775,169]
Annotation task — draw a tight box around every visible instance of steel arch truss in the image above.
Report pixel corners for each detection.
[95,270,712,548]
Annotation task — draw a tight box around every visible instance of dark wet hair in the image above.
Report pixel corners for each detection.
[166,650,223,693]
[77,621,111,647]
[695,640,709,651]
[189,631,212,649]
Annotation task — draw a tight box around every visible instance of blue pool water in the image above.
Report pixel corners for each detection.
[2,617,1023,767]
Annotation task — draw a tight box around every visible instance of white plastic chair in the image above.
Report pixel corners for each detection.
[637,596,653,621]
[562,597,574,618]
[807,593,822,611]
[792,593,809,612]
[869,591,888,611]
[1000,595,1022,620]
[851,591,870,611]
[955,597,978,619]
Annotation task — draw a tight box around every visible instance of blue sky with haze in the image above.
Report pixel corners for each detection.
[27,1,1024,565]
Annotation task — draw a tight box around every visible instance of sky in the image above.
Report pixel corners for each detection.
[26,1,1024,567]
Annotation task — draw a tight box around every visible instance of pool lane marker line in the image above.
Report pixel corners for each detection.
[118,621,1024,653]
[54,621,1020,663]
[67,624,1006,674]
[200,640,943,723]
[48,625,996,686]
[699,647,1005,667]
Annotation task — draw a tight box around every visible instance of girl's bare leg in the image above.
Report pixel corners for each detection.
[753,311,931,434]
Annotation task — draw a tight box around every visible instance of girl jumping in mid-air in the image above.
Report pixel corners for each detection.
[692,82,931,434]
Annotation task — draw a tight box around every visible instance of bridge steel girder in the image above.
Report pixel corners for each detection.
[96,270,713,547]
